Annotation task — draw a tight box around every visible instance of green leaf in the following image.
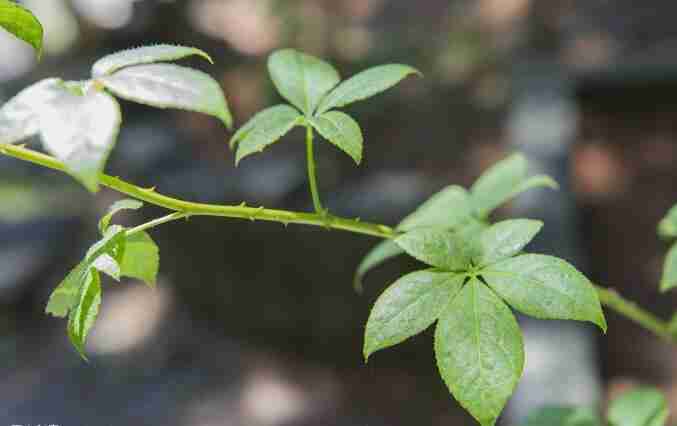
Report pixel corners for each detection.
[658,205,677,239]
[267,49,340,115]
[354,239,403,292]
[435,279,524,426]
[99,199,143,234]
[607,387,669,426]
[92,44,213,77]
[0,0,43,58]
[397,185,474,232]
[120,231,159,287]
[234,105,302,165]
[67,269,102,359]
[39,89,121,192]
[520,407,602,426]
[0,78,65,144]
[470,154,557,218]
[99,64,232,129]
[364,269,464,359]
[660,242,677,292]
[45,261,89,318]
[482,254,607,332]
[395,227,478,271]
[91,254,121,281]
[309,111,363,164]
[475,219,543,267]
[316,64,421,114]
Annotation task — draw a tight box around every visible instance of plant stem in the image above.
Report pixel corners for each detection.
[2,143,676,344]
[596,286,674,342]
[305,124,324,214]
[0,144,395,239]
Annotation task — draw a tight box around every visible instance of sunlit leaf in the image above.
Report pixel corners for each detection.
[234,105,302,164]
[658,205,677,239]
[0,0,43,58]
[67,269,102,359]
[40,89,121,192]
[120,231,159,287]
[99,64,232,128]
[98,199,143,234]
[267,49,340,115]
[364,269,464,359]
[482,254,607,332]
[435,279,524,426]
[660,242,677,292]
[309,110,363,164]
[316,64,421,114]
[92,44,213,77]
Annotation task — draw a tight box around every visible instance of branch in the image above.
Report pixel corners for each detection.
[2,143,675,344]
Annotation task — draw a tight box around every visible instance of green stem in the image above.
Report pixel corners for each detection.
[0,144,395,239]
[2,143,676,344]
[305,124,324,214]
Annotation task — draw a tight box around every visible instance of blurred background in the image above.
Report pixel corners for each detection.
[2,0,677,425]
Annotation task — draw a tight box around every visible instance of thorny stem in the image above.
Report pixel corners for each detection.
[1,143,676,344]
[305,124,324,215]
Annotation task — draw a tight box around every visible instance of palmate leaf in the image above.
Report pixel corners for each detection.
[395,226,481,272]
[233,105,303,164]
[607,388,668,426]
[99,63,232,129]
[364,269,464,359]
[39,88,121,192]
[435,279,524,426]
[67,269,102,360]
[309,111,363,164]
[267,49,340,115]
[316,64,421,115]
[92,44,213,77]
[0,0,43,58]
[0,78,65,144]
[475,219,542,267]
[482,254,607,331]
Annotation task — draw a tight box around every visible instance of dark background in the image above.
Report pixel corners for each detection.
[2,1,677,425]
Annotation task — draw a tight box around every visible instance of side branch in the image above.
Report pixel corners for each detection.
[0,144,396,239]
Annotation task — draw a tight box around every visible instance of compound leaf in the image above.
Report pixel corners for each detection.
[92,44,213,77]
[482,254,607,332]
[67,269,102,359]
[40,89,121,192]
[0,78,65,144]
[267,49,340,115]
[354,239,403,292]
[475,219,543,267]
[316,64,421,114]
[0,0,43,58]
[607,387,668,426]
[120,231,160,287]
[234,105,302,164]
[660,242,677,292]
[309,110,363,164]
[435,279,524,426]
[364,269,464,359]
[397,185,473,232]
[99,63,232,129]
[98,199,143,234]
[395,227,478,271]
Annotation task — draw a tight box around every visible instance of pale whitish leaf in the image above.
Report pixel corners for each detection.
[658,204,677,239]
[234,106,302,164]
[354,239,403,293]
[482,254,607,331]
[92,254,121,281]
[230,105,300,150]
[316,64,421,114]
[0,78,65,144]
[98,199,143,234]
[309,111,363,164]
[67,269,102,359]
[92,44,213,77]
[475,219,543,267]
[120,231,159,287]
[267,49,340,114]
[99,63,232,128]
[364,269,464,359]
[607,388,668,426]
[435,279,524,426]
[397,186,473,232]
[660,242,677,292]
[39,89,121,192]
[0,0,43,57]
[520,407,602,426]
[395,227,480,271]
